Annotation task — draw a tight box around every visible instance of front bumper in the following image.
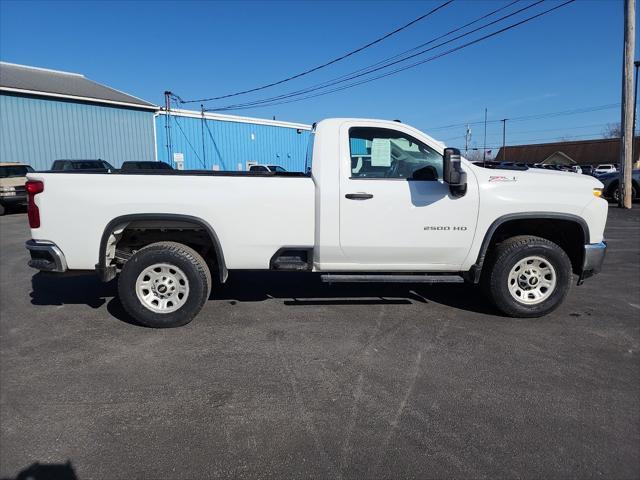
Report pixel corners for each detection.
[578,241,607,284]
[25,240,68,273]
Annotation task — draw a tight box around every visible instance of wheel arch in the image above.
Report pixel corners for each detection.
[96,213,228,283]
[467,212,589,283]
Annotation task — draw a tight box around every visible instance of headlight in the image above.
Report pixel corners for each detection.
[0,186,16,197]
[593,188,603,198]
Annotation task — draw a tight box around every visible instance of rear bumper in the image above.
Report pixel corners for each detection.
[0,193,27,207]
[578,241,607,284]
[25,240,68,273]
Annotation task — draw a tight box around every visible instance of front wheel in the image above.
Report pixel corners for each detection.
[482,236,572,318]
[118,242,211,328]
[612,184,637,203]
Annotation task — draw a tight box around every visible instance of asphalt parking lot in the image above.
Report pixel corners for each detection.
[1,207,639,480]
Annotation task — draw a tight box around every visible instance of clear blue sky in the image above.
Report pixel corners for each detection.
[0,0,634,149]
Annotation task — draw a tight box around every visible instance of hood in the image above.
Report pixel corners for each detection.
[469,162,603,190]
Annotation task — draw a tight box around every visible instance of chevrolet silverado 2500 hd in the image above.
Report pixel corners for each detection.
[25,118,608,328]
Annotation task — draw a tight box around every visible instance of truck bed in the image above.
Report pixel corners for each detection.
[28,171,315,270]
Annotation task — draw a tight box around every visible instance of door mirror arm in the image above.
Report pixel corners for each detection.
[443,147,467,197]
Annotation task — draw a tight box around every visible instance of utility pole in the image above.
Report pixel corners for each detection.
[633,60,639,166]
[465,124,472,154]
[483,108,488,165]
[164,91,172,164]
[501,119,507,162]
[201,104,206,168]
[619,0,635,208]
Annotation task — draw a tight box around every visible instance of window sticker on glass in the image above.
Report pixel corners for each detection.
[371,138,391,167]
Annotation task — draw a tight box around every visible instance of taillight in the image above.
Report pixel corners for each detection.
[26,180,44,228]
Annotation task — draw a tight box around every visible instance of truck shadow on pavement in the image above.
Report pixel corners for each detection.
[215,271,497,314]
[1,461,78,480]
[30,270,498,326]
[30,272,116,309]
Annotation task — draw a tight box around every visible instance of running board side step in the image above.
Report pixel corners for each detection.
[321,274,464,284]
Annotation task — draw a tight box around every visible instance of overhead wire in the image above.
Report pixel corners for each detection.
[426,103,620,132]
[207,0,575,112]
[442,122,617,142]
[170,98,207,168]
[178,0,455,104]
[451,133,617,149]
[207,0,540,111]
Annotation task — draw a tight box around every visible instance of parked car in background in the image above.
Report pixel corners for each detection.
[581,165,595,176]
[599,169,640,202]
[0,163,34,215]
[594,164,617,176]
[121,161,173,171]
[570,165,583,174]
[51,159,115,172]
[249,165,287,173]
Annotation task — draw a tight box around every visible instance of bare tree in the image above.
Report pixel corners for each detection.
[602,122,622,138]
[465,149,488,162]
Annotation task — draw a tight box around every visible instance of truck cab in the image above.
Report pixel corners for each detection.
[311,119,478,271]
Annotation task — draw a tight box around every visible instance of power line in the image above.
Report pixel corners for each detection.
[207,0,575,112]
[178,0,454,104]
[450,132,617,149]
[336,0,522,81]
[489,122,615,136]
[170,99,206,168]
[203,0,526,110]
[426,103,620,131]
[453,121,617,142]
[208,0,547,111]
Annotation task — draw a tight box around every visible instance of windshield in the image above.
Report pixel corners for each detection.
[268,166,286,172]
[0,165,34,178]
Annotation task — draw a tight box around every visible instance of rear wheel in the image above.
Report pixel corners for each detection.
[0,203,5,216]
[118,242,211,328]
[482,236,572,317]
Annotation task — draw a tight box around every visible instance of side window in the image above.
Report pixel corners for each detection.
[349,127,443,180]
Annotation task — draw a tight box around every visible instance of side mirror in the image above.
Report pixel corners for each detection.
[443,147,467,197]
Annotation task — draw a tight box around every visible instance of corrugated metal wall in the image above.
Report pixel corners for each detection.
[0,94,155,170]
[155,114,312,172]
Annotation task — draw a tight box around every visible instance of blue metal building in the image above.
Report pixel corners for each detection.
[1,62,312,173]
[0,62,156,171]
[156,110,312,172]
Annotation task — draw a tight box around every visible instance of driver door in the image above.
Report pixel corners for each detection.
[338,125,478,270]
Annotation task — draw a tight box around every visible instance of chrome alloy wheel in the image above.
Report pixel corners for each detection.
[507,256,557,305]
[135,263,190,313]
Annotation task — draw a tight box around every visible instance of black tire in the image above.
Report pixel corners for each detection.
[481,235,572,318]
[0,203,5,216]
[612,184,637,203]
[118,241,211,328]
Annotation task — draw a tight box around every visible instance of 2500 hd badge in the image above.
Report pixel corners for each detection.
[424,226,468,231]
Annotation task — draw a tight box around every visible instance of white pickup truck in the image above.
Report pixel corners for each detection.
[25,118,608,328]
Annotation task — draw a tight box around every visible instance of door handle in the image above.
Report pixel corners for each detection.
[345,193,374,200]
